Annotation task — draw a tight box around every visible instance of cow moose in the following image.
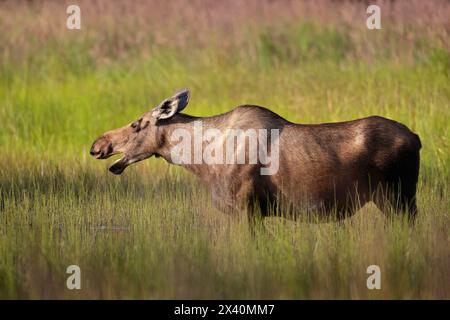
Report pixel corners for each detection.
[90,89,421,226]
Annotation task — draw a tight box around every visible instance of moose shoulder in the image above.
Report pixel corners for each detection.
[91,89,421,223]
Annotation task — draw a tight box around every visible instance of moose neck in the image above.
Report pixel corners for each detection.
[156,113,218,180]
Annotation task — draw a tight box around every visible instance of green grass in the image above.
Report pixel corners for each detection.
[0,12,449,298]
[0,159,448,299]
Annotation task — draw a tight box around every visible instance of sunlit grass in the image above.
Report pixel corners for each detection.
[0,157,448,299]
[0,1,449,299]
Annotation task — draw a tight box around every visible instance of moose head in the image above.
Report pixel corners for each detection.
[90,89,190,174]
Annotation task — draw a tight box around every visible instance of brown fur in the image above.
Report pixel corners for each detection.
[91,91,421,224]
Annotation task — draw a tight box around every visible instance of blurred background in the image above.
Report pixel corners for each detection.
[0,0,448,299]
[1,0,448,149]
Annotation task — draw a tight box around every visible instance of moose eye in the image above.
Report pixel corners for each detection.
[131,120,141,130]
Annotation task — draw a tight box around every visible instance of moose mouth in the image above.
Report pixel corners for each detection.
[109,156,128,175]
[108,153,154,175]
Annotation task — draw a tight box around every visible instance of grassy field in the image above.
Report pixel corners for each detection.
[0,0,449,299]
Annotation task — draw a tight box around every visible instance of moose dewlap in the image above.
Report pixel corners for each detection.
[91,89,421,224]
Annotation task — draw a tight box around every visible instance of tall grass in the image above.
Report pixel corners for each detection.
[0,0,449,298]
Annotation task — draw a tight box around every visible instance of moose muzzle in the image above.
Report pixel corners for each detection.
[90,136,113,159]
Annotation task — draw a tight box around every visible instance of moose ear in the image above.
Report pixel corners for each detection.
[152,89,190,120]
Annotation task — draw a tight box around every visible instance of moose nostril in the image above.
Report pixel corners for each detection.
[90,146,99,156]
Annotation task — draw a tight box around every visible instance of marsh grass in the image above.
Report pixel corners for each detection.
[0,157,448,299]
[0,0,449,298]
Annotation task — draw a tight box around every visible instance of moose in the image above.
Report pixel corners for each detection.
[90,89,421,225]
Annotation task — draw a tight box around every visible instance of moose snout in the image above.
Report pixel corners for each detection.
[90,137,113,159]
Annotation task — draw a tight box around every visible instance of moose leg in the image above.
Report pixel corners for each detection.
[210,178,267,235]
[394,173,419,224]
[211,185,237,214]
[245,197,267,236]
[210,181,261,233]
[397,153,420,224]
[236,183,266,235]
[399,195,417,224]
[393,157,419,224]
[373,180,418,225]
